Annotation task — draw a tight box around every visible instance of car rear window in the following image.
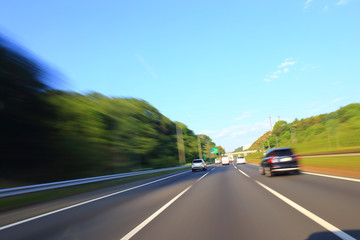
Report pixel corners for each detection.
[274,149,293,156]
[193,160,202,163]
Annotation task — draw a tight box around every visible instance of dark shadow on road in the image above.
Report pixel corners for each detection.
[307,230,360,240]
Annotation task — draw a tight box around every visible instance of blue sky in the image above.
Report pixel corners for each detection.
[1,0,359,152]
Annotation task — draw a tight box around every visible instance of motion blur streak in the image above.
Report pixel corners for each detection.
[255,180,356,240]
[0,34,218,187]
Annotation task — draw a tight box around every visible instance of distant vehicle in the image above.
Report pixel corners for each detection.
[221,157,229,165]
[229,155,234,163]
[237,156,246,164]
[259,147,300,177]
[215,158,221,164]
[192,159,207,172]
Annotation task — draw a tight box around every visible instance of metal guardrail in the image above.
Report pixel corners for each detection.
[0,166,189,198]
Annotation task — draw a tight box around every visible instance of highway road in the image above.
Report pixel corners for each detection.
[0,164,359,240]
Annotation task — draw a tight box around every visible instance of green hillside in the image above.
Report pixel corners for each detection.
[0,35,220,185]
[250,103,360,155]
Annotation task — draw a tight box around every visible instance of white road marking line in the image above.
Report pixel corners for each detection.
[234,166,238,169]
[0,171,189,231]
[120,186,192,240]
[197,172,209,182]
[211,168,215,171]
[238,169,250,178]
[248,163,359,183]
[255,180,356,240]
[302,172,360,183]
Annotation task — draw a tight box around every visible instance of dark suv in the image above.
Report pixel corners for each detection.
[259,148,300,177]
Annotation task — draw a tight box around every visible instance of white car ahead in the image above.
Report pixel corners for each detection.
[192,159,207,172]
[237,157,246,164]
[221,157,230,165]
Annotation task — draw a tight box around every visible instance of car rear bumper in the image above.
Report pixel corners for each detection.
[271,167,300,172]
[192,166,205,170]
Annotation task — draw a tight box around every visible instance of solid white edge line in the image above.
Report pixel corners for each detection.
[197,172,209,182]
[247,163,360,183]
[0,171,189,231]
[120,186,192,240]
[302,172,360,183]
[255,180,356,240]
[238,169,250,178]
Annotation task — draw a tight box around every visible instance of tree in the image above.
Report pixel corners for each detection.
[0,35,59,181]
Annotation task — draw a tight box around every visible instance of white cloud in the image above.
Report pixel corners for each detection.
[264,58,296,81]
[330,97,344,103]
[212,120,269,140]
[278,59,296,68]
[270,70,282,79]
[237,112,252,121]
[304,0,314,9]
[337,0,349,6]
[270,74,279,79]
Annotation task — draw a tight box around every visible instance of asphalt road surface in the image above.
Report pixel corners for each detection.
[0,164,359,240]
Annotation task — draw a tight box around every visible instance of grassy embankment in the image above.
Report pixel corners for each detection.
[246,154,360,178]
[245,103,360,178]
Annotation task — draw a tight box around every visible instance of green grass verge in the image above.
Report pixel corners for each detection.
[0,167,190,212]
[246,155,360,178]
[301,155,360,170]
[245,158,261,165]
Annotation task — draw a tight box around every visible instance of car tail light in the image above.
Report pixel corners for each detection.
[294,154,301,161]
[267,156,275,163]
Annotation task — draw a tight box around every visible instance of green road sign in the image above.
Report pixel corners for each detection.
[211,148,218,153]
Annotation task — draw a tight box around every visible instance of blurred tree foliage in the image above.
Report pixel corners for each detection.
[249,104,360,154]
[0,36,58,182]
[0,36,217,184]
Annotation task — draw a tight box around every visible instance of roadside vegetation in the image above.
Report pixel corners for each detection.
[248,103,360,155]
[0,35,219,187]
[301,155,360,175]
[245,104,360,177]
